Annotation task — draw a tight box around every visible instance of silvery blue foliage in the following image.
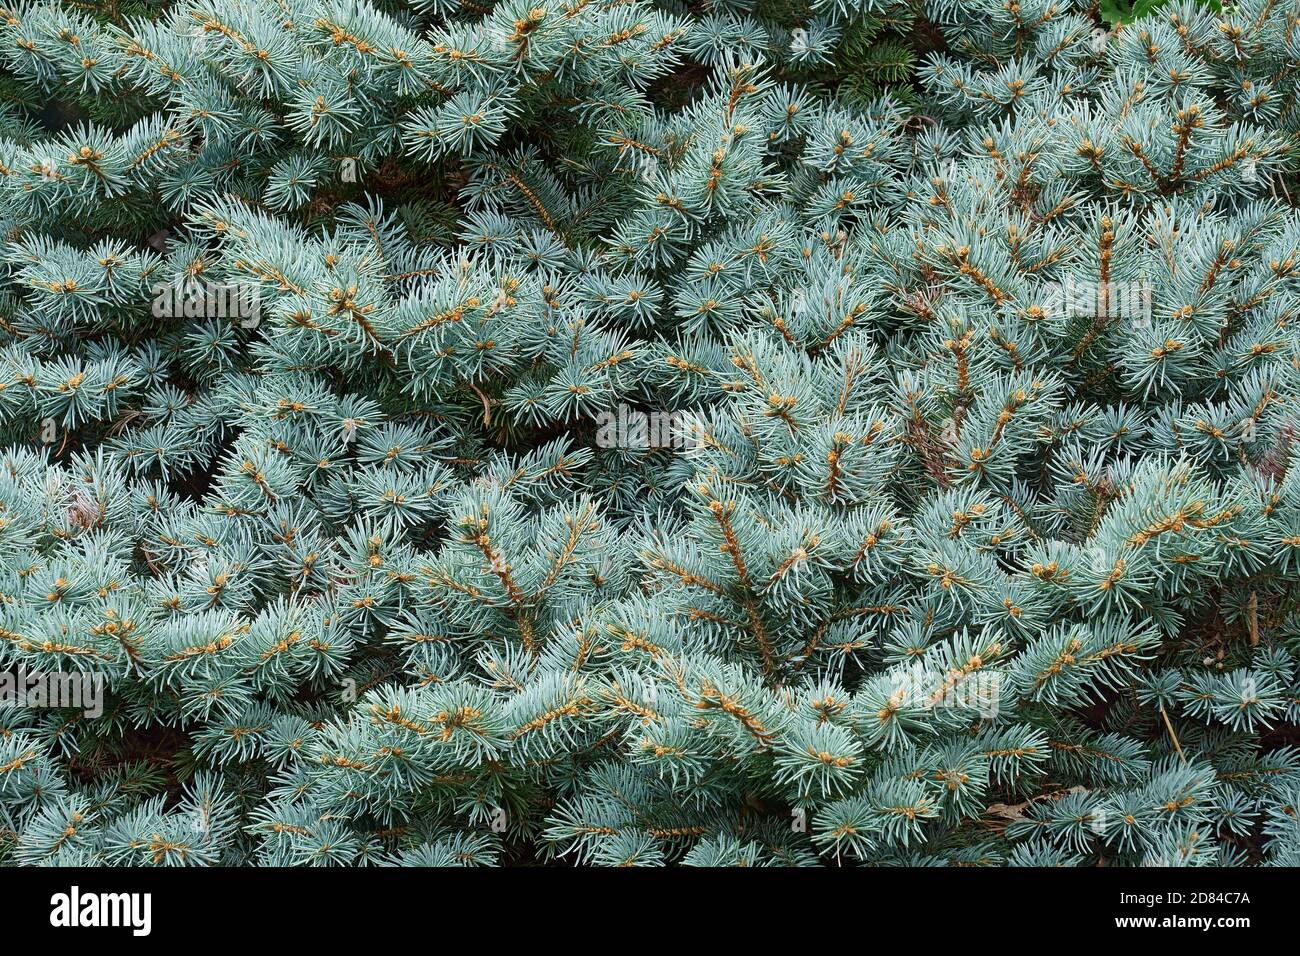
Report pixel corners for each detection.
[0,0,1298,867]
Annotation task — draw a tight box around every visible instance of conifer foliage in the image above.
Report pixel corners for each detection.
[0,0,1299,867]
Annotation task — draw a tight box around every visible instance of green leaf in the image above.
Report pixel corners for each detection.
[1099,0,1133,24]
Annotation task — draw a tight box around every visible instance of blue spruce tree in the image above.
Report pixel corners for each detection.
[0,0,1298,867]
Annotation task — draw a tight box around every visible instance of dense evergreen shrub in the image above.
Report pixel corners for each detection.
[1,0,1300,866]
